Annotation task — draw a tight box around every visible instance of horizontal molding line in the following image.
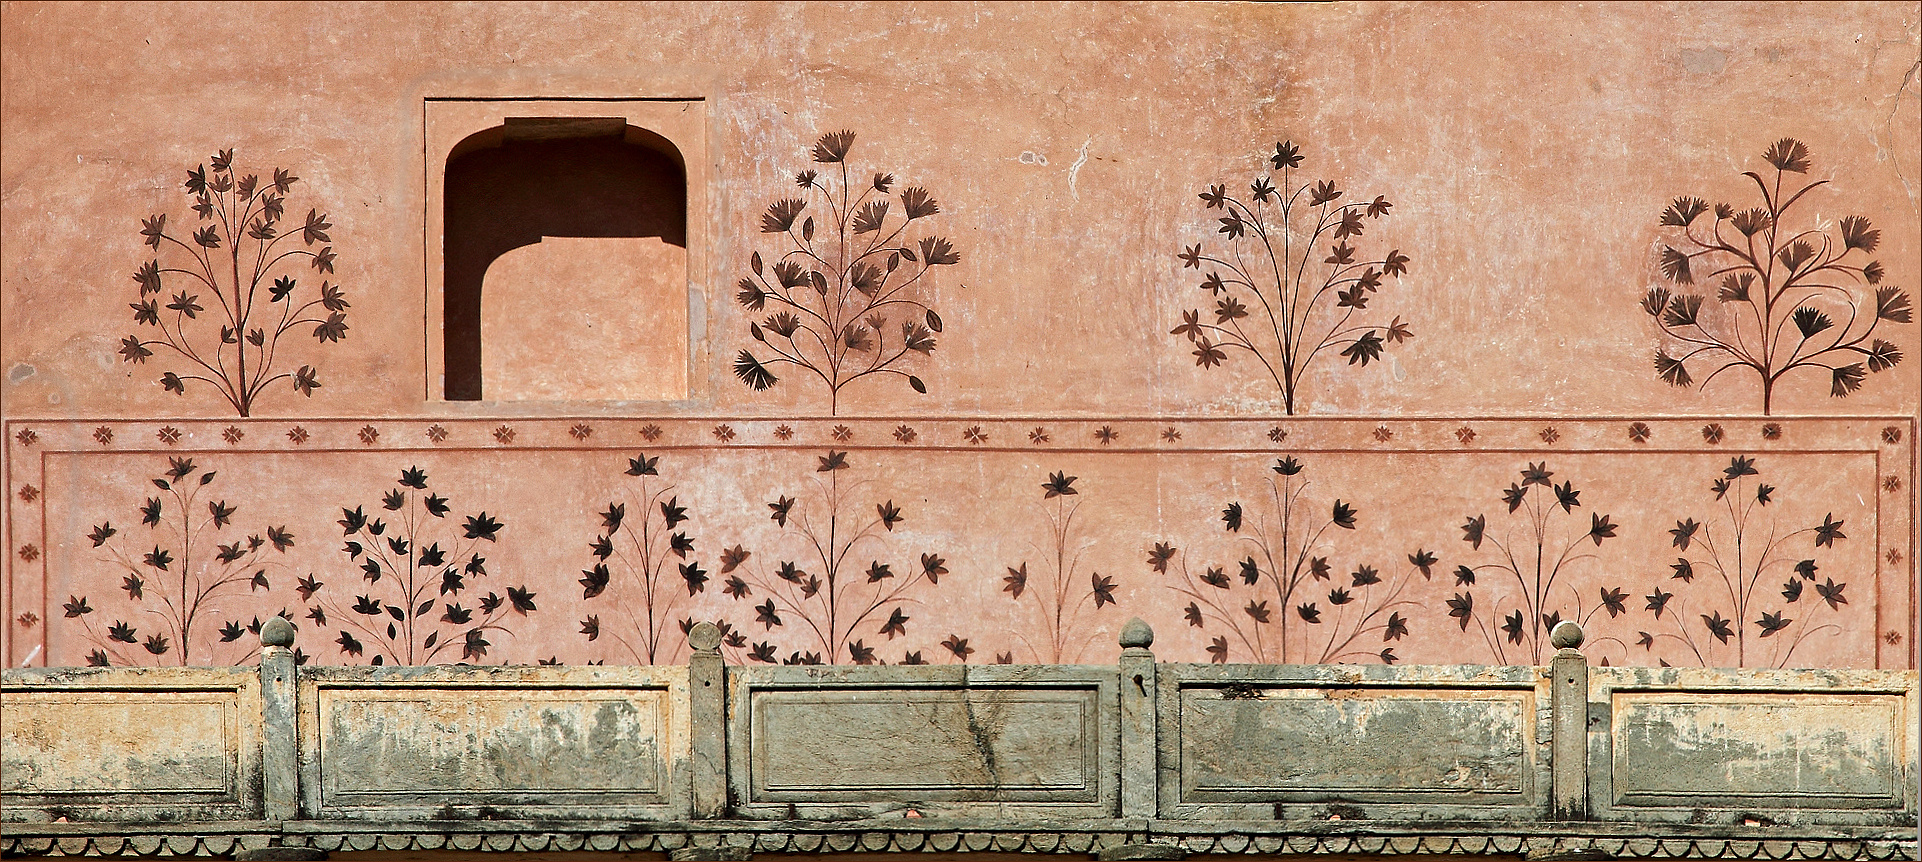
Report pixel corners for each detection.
[5,419,1908,450]
[6,414,1916,423]
[1,826,1917,859]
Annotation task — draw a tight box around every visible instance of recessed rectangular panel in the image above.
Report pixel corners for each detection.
[1178,687,1531,801]
[749,688,1099,801]
[2,692,236,796]
[317,687,668,806]
[1612,693,1903,808]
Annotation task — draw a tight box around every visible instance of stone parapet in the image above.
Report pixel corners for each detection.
[3,622,1916,857]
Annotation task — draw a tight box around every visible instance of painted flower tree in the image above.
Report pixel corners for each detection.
[1172,140,1412,415]
[577,453,748,664]
[732,131,957,414]
[70,457,295,666]
[1157,457,1423,664]
[1635,457,1851,668]
[301,466,534,665]
[999,471,1120,663]
[1647,138,1911,413]
[1450,463,1626,665]
[119,149,347,416]
[722,451,949,665]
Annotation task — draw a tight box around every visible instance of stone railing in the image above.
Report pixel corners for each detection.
[3,620,1916,860]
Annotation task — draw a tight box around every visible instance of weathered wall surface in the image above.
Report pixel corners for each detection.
[2,2,1917,669]
[8,649,1919,852]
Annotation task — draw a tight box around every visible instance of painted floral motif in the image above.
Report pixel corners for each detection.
[73,457,294,666]
[1001,470,1119,663]
[1172,141,1412,415]
[1647,138,1910,413]
[303,466,532,665]
[1635,457,1852,668]
[118,150,345,416]
[578,453,742,664]
[1160,457,1417,664]
[723,451,949,665]
[733,131,958,414]
[1450,462,1624,665]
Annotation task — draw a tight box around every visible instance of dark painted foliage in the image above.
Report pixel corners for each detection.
[1161,457,1422,665]
[75,457,295,667]
[122,150,345,416]
[1648,138,1911,413]
[1635,457,1851,668]
[1451,462,1625,665]
[302,467,534,665]
[1173,141,1412,415]
[577,453,746,664]
[734,131,958,414]
[722,451,952,665]
[1002,470,1120,663]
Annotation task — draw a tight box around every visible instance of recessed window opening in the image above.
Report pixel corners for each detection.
[443,117,688,401]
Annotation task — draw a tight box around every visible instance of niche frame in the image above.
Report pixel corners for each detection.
[421,94,714,405]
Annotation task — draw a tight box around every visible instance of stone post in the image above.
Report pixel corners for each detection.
[687,620,728,820]
[1117,617,1157,820]
[1548,619,1589,820]
[258,616,299,823]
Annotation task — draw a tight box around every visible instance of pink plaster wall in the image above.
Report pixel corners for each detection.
[2,2,1916,670]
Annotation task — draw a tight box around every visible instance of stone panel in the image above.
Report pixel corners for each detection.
[0,667,260,821]
[1178,687,1531,796]
[751,689,1098,797]
[730,664,1117,817]
[1159,663,1548,819]
[301,665,687,818]
[1589,666,1921,824]
[1612,693,1904,808]
[4,695,236,794]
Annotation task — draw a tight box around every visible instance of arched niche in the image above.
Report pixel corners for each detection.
[442,119,688,401]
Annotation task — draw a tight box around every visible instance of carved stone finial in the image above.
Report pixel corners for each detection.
[1549,619,1584,651]
[1119,617,1154,649]
[688,620,723,653]
[260,615,296,648]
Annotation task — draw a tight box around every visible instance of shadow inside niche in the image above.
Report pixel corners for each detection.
[444,121,686,400]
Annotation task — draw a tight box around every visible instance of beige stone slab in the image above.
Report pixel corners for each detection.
[1612,693,1903,806]
[1176,686,1532,797]
[299,664,691,817]
[0,666,261,820]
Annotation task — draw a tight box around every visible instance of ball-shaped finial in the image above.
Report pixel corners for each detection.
[260,615,297,647]
[1119,617,1154,649]
[1549,619,1585,651]
[687,620,723,653]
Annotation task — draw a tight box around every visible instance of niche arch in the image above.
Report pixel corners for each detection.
[424,99,709,403]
